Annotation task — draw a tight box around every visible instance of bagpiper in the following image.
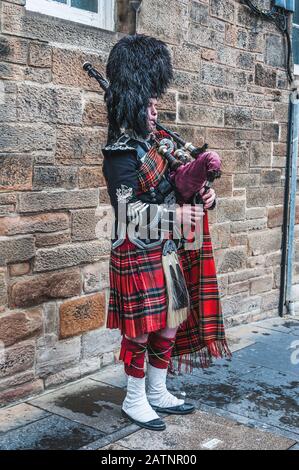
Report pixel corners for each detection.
[101,34,232,431]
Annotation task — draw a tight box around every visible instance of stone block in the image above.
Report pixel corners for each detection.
[263,202,282,228]
[9,269,82,308]
[255,63,277,88]
[0,213,69,236]
[29,42,52,68]
[36,336,81,377]
[210,223,230,250]
[18,189,99,213]
[248,228,282,255]
[82,328,120,358]
[0,155,33,191]
[215,247,247,273]
[247,187,284,207]
[71,209,97,241]
[265,34,285,68]
[0,236,35,266]
[216,198,245,223]
[250,274,274,294]
[213,175,233,198]
[179,103,224,126]
[56,126,107,165]
[250,142,271,167]
[17,84,82,125]
[230,219,267,233]
[8,263,30,277]
[206,128,235,149]
[78,166,106,189]
[0,380,44,406]
[138,0,189,45]
[33,240,110,272]
[0,124,55,152]
[0,308,42,347]
[52,47,106,90]
[211,0,235,23]
[83,260,110,293]
[35,231,71,248]
[0,271,7,307]
[221,150,249,173]
[0,340,35,379]
[260,169,281,185]
[59,293,105,339]
[262,122,279,142]
[33,166,78,190]
[0,35,28,64]
[224,106,252,129]
[82,94,107,126]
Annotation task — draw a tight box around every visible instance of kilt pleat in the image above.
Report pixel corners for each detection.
[106,212,232,369]
[106,236,168,338]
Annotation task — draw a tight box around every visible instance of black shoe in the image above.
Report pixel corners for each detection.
[151,403,195,415]
[121,409,166,431]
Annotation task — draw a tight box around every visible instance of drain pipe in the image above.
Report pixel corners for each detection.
[129,0,142,34]
[279,87,299,316]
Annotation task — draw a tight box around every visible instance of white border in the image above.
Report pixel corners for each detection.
[26,0,115,31]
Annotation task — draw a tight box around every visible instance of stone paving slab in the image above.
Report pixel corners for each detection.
[0,414,104,450]
[0,403,50,434]
[228,317,299,337]
[233,340,299,376]
[105,410,296,450]
[190,357,262,384]
[167,360,299,439]
[28,378,127,434]
[0,316,297,451]
[101,443,131,450]
[91,363,127,389]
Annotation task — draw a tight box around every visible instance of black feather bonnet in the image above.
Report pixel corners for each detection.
[105,34,173,142]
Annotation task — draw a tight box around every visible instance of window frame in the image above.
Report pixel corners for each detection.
[26,0,115,31]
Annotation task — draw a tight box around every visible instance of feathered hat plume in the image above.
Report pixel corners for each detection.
[105,34,173,142]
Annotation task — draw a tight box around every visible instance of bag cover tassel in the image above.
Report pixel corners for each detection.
[162,240,190,328]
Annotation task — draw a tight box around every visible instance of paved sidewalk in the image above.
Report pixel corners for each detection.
[0,316,298,450]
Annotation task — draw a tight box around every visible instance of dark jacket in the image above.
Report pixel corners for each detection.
[102,133,179,249]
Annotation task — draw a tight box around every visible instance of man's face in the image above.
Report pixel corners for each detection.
[147,98,158,132]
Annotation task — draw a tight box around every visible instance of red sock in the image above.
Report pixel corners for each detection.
[119,336,147,378]
[147,333,175,369]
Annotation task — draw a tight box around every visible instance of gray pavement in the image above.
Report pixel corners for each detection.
[0,315,298,450]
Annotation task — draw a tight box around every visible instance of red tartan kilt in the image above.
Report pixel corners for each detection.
[106,235,169,338]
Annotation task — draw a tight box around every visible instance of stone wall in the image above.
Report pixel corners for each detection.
[0,0,298,406]
[0,0,122,405]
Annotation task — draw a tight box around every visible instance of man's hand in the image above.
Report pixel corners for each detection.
[176,204,205,229]
[199,187,216,209]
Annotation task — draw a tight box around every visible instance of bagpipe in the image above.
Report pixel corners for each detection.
[82,62,222,206]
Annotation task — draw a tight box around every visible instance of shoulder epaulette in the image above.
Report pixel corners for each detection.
[103,142,137,152]
[102,134,137,154]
